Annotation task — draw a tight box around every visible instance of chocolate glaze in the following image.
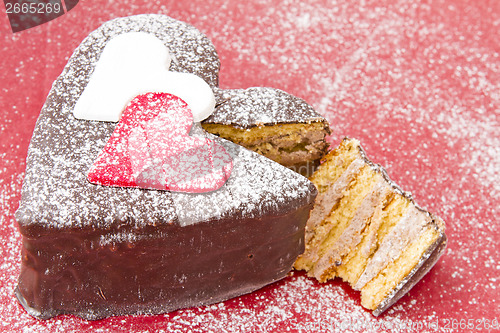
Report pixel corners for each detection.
[15,207,311,320]
[15,15,317,319]
[207,87,330,130]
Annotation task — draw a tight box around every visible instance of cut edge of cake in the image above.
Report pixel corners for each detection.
[294,137,447,316]
[202,87,331,177]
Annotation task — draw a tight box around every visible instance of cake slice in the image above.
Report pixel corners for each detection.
[202,88,331,177]
[294,138,447,315]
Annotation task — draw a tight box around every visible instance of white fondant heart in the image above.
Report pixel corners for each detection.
[72,32,215,122]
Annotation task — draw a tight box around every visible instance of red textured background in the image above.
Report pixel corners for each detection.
[1,1,499,332]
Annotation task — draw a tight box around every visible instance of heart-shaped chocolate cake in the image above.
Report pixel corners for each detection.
[14,14,320,320]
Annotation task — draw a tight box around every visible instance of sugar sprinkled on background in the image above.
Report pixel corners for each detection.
[0,0,498,332]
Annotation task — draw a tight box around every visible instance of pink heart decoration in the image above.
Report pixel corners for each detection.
[88,92,233,193]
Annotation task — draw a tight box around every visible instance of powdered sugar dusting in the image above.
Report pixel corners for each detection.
[206,87,326,129]
[1,0,499,331]
[15,14,315,233]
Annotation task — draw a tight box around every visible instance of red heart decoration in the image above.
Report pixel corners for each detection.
[88,92,233,193]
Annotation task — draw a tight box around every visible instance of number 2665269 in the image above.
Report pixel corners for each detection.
[6,2,62,14]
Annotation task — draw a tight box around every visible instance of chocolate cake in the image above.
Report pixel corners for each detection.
[14,15,317,320]
[294,138,447,316]
[203,88,331,177]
